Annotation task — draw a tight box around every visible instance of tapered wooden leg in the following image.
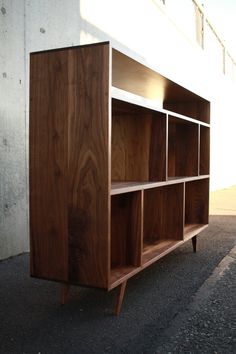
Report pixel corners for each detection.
[114,281,127,316]
[192,235,197,253]
[60,284,70,304]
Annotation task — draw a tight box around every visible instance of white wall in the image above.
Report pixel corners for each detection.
[0,0,235,259]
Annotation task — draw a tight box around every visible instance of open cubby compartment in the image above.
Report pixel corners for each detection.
[200,126,210,175]
[112,48,210,123]
[168,116,199,178]
[142,184,184,265]
[184,178,209,239]
[110,191,142,287]
[112,98,167,182]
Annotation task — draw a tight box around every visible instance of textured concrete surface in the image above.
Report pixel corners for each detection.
[0,0,28,259]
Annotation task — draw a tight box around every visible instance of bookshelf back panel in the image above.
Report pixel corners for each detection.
[185,178,209,226]
[143,184,184,243]
[111,192,142,268]
[200,126,210,175]
[168,116,199,178]
[112,99,167,182]
[164,100,210,123]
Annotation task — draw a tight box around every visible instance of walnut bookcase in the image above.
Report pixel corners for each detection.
[30,42,210,315]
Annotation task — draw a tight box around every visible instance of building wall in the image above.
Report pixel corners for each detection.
[0,0,235,259]
[0,0,28,259]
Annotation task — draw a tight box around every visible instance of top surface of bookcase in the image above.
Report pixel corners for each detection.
[31,41,210,123]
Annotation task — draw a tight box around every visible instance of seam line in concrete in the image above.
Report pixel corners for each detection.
[190,243,236,311]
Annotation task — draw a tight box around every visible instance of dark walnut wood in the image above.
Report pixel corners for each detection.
[168,116,199,178]
[163,100,210,124]
[66,44,110,289]
[143,183,184,263]
[30,50,69,282]
[200,126,210,175]
[30,42,110,288]
[112,99,166,182]
[185,178,209,228]
[111,192,142,281]
[30,42,210,314]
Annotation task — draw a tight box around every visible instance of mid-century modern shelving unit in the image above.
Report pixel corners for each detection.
[30,41,210,315]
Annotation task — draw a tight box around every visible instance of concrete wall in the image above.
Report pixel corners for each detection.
[0,0,28,259]
[1,0,236,259]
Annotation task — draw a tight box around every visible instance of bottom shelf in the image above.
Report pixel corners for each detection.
[109,224,208,289]
[142,239,182,266]
[184,223,208,240]
[110,266,141,289]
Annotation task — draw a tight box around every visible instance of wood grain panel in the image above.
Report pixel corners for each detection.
[200,126,210,175]
[112,110,151,181]
[112,99,167,182]
[143,184,184,246]
[168,117,198,177]
[164,101,210,123]
[185,178,209,226]
[30,51,69,281]
[67,44,110,288]
[149,112,167,181]
[111,191,142,271]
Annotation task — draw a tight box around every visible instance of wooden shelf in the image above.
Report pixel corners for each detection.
[143,239,180,255]
[30,42,210,314]
[142,239,182,266]
[110,266,141,289]
[111,175,210,195]
[184,223,208,240]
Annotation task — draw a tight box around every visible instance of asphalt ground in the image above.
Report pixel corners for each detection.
[0,187,236,354]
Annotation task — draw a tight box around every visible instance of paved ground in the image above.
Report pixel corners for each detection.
[0,187,236,353]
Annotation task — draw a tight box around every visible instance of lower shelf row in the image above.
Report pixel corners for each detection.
[110,178,209,288]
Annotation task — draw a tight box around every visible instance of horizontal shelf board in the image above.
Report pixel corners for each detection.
[167,175,210,182]
[142,239,183,267]
[111,87,210,127]
[111,87,164,113]
[184,223,208,240]
[109,266,141,289]
[143,238,181,255]
[111,176,210,195]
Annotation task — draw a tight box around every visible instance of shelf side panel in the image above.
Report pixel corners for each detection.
[67,44,110,288]
[185,178,209,227]
[30,51,69,282]
[149,112,167,181]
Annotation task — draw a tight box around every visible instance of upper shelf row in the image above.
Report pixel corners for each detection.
[111,98,210,184]
[111,48,210,124]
